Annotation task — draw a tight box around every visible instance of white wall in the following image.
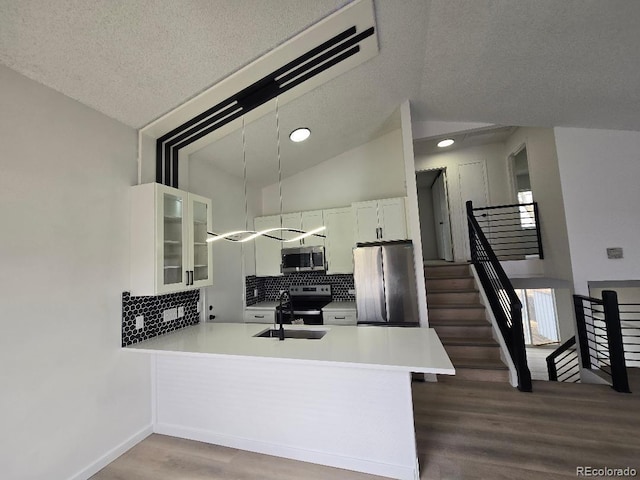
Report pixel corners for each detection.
[555,127,640,295]
[504,128,573,281]
[0,66,151,479]
[414,142,511,261]
[188,158,261,321]
[261,129,406,214]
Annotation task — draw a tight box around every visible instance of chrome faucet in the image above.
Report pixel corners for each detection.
[276,291,291,341]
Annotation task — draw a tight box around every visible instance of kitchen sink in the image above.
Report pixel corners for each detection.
[254,328,327,340]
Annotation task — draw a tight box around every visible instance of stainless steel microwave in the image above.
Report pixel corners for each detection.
[281,246,326,273]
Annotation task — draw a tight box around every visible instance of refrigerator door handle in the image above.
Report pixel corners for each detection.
[377,246,387,321]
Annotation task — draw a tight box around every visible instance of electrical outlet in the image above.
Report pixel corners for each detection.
[163,307,178,323]
[348,289,355,295]
[197,301,201,313]
[254,288,259,297]
[135,315,144,330]
[177,306,185,318]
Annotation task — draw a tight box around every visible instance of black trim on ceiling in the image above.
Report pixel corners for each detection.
[156,25,375,187]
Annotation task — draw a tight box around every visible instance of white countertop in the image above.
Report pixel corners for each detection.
[245,301,278,310]
[322,301,356,311]
[126,323,455,374]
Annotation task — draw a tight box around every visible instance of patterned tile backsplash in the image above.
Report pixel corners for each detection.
[121,290,200,346]
[245,272,355,304]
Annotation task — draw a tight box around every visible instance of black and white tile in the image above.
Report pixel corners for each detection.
[246,272,355,302]
[121,290,200,347]
[245,275,265,306]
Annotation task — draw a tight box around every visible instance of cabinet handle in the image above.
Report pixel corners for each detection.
[255,315,264,318]
[185,270,190,285]
[334,316,346,320]
[188,271,193,286]
[379,227,383,239]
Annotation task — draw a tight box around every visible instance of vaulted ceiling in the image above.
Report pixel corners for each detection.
[2,0,640,181]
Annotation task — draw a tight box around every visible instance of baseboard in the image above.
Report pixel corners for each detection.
[68,424,153,480]
[154,422,417,480]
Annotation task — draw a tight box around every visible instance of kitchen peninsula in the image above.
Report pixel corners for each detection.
[126,323,454,480]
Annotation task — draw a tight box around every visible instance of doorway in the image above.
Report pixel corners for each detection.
[416,168,453,262]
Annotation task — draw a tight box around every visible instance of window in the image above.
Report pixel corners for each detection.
[516,288,560,345]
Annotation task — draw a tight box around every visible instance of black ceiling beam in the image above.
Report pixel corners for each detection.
[156,25,375,187]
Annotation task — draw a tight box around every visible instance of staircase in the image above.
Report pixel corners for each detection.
[425,263,510,382]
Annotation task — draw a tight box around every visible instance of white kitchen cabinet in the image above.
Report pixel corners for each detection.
[130,183,213,296]
[353,200,379,243]
[323,207,354,273]
[301,210,325,247]
[324,310,357,326]
[254,215,283,277]
[378,197,408,241]
[244,308,276,324]
[279,210,325,247]
[353,197,408,243]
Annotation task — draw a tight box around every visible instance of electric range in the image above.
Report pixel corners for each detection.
[275,284,332,325]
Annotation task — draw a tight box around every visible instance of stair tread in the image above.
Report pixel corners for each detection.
[450,357,509,370]
[430,318,491,326]
[427,289,479,294]
[428,304,485,309]
[426,275,474,280]
[439,336,499,346]
[424,263,470,267]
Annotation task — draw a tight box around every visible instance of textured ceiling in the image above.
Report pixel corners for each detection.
[414,0,640,131]
[0,0,349,128]
[3,0,640,179]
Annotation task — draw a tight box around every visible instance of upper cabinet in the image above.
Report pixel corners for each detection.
[251,197,406,278]
[254,215,283,277]
[323,207,354,274]
[280,210,325,247]
[353,197,408,243]
[130,183,213,296]
[188,193,214,288]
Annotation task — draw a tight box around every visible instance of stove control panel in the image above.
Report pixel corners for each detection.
[289,284,332,297]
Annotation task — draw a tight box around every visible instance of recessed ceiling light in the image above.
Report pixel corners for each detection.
[290,128,311,143]
[437,139,455,148]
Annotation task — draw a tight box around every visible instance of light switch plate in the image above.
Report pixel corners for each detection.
[607,247,623,259]
[254,288,259,297]
[135,315,144,330]
[177,306,185,318]
[348,289,356,295]
[197,301,201,313]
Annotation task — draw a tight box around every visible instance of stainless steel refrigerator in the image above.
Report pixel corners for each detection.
[354,240,419,325]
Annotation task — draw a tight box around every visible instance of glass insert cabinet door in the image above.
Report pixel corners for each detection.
[188,193,213,287]
[156,185,188,293]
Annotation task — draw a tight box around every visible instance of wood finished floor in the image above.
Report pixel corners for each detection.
[92,371,640,480]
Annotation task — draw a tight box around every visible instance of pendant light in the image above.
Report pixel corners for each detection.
[207,97,325,243]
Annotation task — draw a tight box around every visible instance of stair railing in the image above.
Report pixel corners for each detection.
[574,291,631,393]
[471,202,543,261]
[466,201,532,392]
[546,337,580,382]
